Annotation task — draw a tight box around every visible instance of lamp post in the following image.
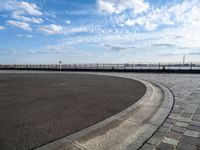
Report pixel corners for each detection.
[183,54,186,66]
[59,61,62,70]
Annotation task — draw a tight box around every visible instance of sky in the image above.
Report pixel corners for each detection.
[0,0,200,64]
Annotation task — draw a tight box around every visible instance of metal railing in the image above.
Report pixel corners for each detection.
[0,62,200,73]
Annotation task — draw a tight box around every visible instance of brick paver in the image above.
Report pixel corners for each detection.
[127,73,200,150]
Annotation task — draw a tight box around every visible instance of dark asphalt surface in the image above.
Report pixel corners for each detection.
[0,73,146,150]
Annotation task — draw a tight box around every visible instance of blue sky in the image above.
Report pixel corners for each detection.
[0,0,200,64]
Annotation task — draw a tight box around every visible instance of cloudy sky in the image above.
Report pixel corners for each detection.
[0,0,200,64]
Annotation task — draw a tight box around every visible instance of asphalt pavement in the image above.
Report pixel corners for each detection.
[0,73,146,150]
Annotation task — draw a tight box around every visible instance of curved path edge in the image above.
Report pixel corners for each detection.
[35,73,174,150]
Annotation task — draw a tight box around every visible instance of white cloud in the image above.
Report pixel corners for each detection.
[46,44,73,53]
[3,1,42,16]
[0,25,6,30]
[12,10,43,24]
[1,0,43,29]
[101,0,200,32]
[65,20,71,24]
[6,20,32,31]
[97,0,149,14]
[64,27,88,34]
[38,24,88,35]
[38,24,63,35]
[19,1,42,16]
[98,1,115,14]
[17,34,32,38]
[144,22,158,31]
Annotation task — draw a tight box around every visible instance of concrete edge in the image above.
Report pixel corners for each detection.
[33,73,174,150]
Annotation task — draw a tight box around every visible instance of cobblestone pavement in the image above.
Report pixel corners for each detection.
[121,73,200,150]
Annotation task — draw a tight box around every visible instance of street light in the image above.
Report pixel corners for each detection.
[183,54,186,65]
[59,61,62,70]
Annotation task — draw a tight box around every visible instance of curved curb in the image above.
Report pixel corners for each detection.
[35,73,174,150]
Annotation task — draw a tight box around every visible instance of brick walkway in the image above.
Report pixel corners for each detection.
[122,73,200,150]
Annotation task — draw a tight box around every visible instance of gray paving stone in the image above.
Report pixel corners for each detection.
[183,108,196,114]
[187,125,200,132]
[147,132,165,145]
[177,142,197,150]
[162,123,173,128]
[175,121,188,127]
[162,137,179,146]
[171,126,186,134]
[158,127,169,133]
[171,106,184,113]
[179,136,200,145]
[181,113,193,118]
[186,104,199,111]
[195,108,200,114]
[165,118,175,124]
[157,142,174,150]
[190,120,200,127]
[185,130,200,138]
[166,131,182,140]
[168,113,180,120]
[178,116,191,123]
[192,114,200,122]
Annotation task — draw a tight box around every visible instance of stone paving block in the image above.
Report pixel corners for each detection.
[158,127,169,133]
[165,118,175,124]
[171,126,186,134]
[179,102,189,108]
[190,120,200,127]
[183,109,196,114]
[177,142,197,150]
[147,132,165,145]
[187,104,199,110]
[185,130,200,138]
[179,136,200,145]
[190,99,200,105]
[140,143,155,150]
[181,113,193,118]
[162,123,173,128]
[175,121,188,128]
[192,114,200,122]
[187,125,200,132]
[162,137,179,146]
[174,100,182,105]
[168,113,179,120]
[171,106,184,113]
[195,108,200,114]
[166,131,182,140]
[178,116,191,123]
[183,107,197,114]
[157,142,174,150]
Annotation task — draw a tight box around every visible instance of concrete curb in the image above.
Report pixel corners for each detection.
[35,73,174,150]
